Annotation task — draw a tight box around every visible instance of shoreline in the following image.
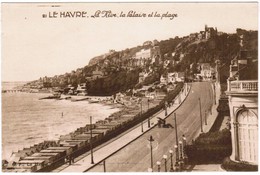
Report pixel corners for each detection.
[2,93,121,162]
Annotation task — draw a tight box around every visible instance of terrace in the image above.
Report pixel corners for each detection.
[227,80,258,95]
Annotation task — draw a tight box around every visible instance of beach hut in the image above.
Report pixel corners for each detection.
[22,156,55,165]
[17,159,46,171]
[32,152,62,164]
[47,146,73,155]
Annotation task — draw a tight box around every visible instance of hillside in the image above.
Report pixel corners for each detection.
[24,28,258,95]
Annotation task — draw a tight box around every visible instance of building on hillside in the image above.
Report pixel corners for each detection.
[145,91,157,99]
[134,46,161,66]
[205,25,217,39]
[189,33,198,41]
[198,31,205,40]
[92,68,104,80]
[174,72,185,82]
[138,72,149,83]
[160,75,168,85]
[197,63,215,80]
[160,72,185,84]
[196,25,218,41]
[76,83,87,96]
[225,50,258,166]
[167,73,176,83]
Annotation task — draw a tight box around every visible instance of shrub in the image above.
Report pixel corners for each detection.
[186,145,232,164]
[195,128,231,145]
[185,129,232,164]
[222,157,258,171]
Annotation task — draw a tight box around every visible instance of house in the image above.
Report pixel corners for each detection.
[138,72,149,83]
[92,69,104,80]
[225,51,258,166]
[160,72,185,85]
[134,46,161,66]
[145,91,157,99]
[205,25,217,39]
[197,63,214,80]
[174,72,185,82]
[167,73,176,83]
[67,85,76,95]
[76,83,87,96]
[198,31,205,40]
[160,75,168,85]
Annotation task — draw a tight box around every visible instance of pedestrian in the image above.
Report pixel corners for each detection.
[72,156,74,163]
[68,155,71,165]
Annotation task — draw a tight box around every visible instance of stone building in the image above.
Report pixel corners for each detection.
[226,50,258,165]
[134,46,161,66]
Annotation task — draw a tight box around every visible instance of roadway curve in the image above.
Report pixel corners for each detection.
[88,82,213,172]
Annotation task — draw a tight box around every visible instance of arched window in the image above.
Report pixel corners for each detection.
[237,110,258,164]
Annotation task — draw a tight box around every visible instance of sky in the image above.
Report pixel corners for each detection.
[1,2,258,81]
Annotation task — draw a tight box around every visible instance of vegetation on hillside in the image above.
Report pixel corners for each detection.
[25,28,258,95]
[86,69,140,96]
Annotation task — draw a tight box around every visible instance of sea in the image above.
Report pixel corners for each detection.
[1,82,119,160]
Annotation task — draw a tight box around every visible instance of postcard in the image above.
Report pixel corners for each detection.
[1,2,258,173]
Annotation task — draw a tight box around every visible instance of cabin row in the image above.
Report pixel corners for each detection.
[4,113,138,172]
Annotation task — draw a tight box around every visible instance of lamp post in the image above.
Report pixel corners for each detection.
[103,160,106,172]
[140,99,144,132]
[213,83,216,105]
[169,149,174,172]
[148,98,150,128]
[179,141,184,170]
[199,98,203,133]
[148,136,154,170]
[174,144,179,171]
[205,110,207,125]
[163,154,168,172]
[174,113,178,145]
[148,98,150,110]
[165,102,168,116]
[156,161,161,172]
[90,116,94,164]
[182,135,188,164]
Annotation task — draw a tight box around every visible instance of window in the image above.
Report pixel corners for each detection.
[237,110,258,164]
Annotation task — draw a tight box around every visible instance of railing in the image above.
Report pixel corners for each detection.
[229,80,258,92]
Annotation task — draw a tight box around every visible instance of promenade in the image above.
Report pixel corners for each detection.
[194,81,221,137]
[54,83,191,172]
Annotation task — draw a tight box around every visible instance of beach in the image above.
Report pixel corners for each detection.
[2,92,120,161]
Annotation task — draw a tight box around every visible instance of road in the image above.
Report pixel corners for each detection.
[88,82,214,172]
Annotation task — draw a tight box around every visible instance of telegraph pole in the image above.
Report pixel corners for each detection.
[174,113,179,169]
[174,113,178,146]
[90,116,94,164]
[148,98,150,128]
[148,136,154,170]
[199,98,203,132]
[141,99,143,132]
[205,110,207,125]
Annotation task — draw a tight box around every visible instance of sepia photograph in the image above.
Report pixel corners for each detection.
[1,1,258,173]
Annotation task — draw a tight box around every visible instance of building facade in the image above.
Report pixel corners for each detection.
[135,46,161,66]
[226,52,258,165]
[226,79,258,165]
